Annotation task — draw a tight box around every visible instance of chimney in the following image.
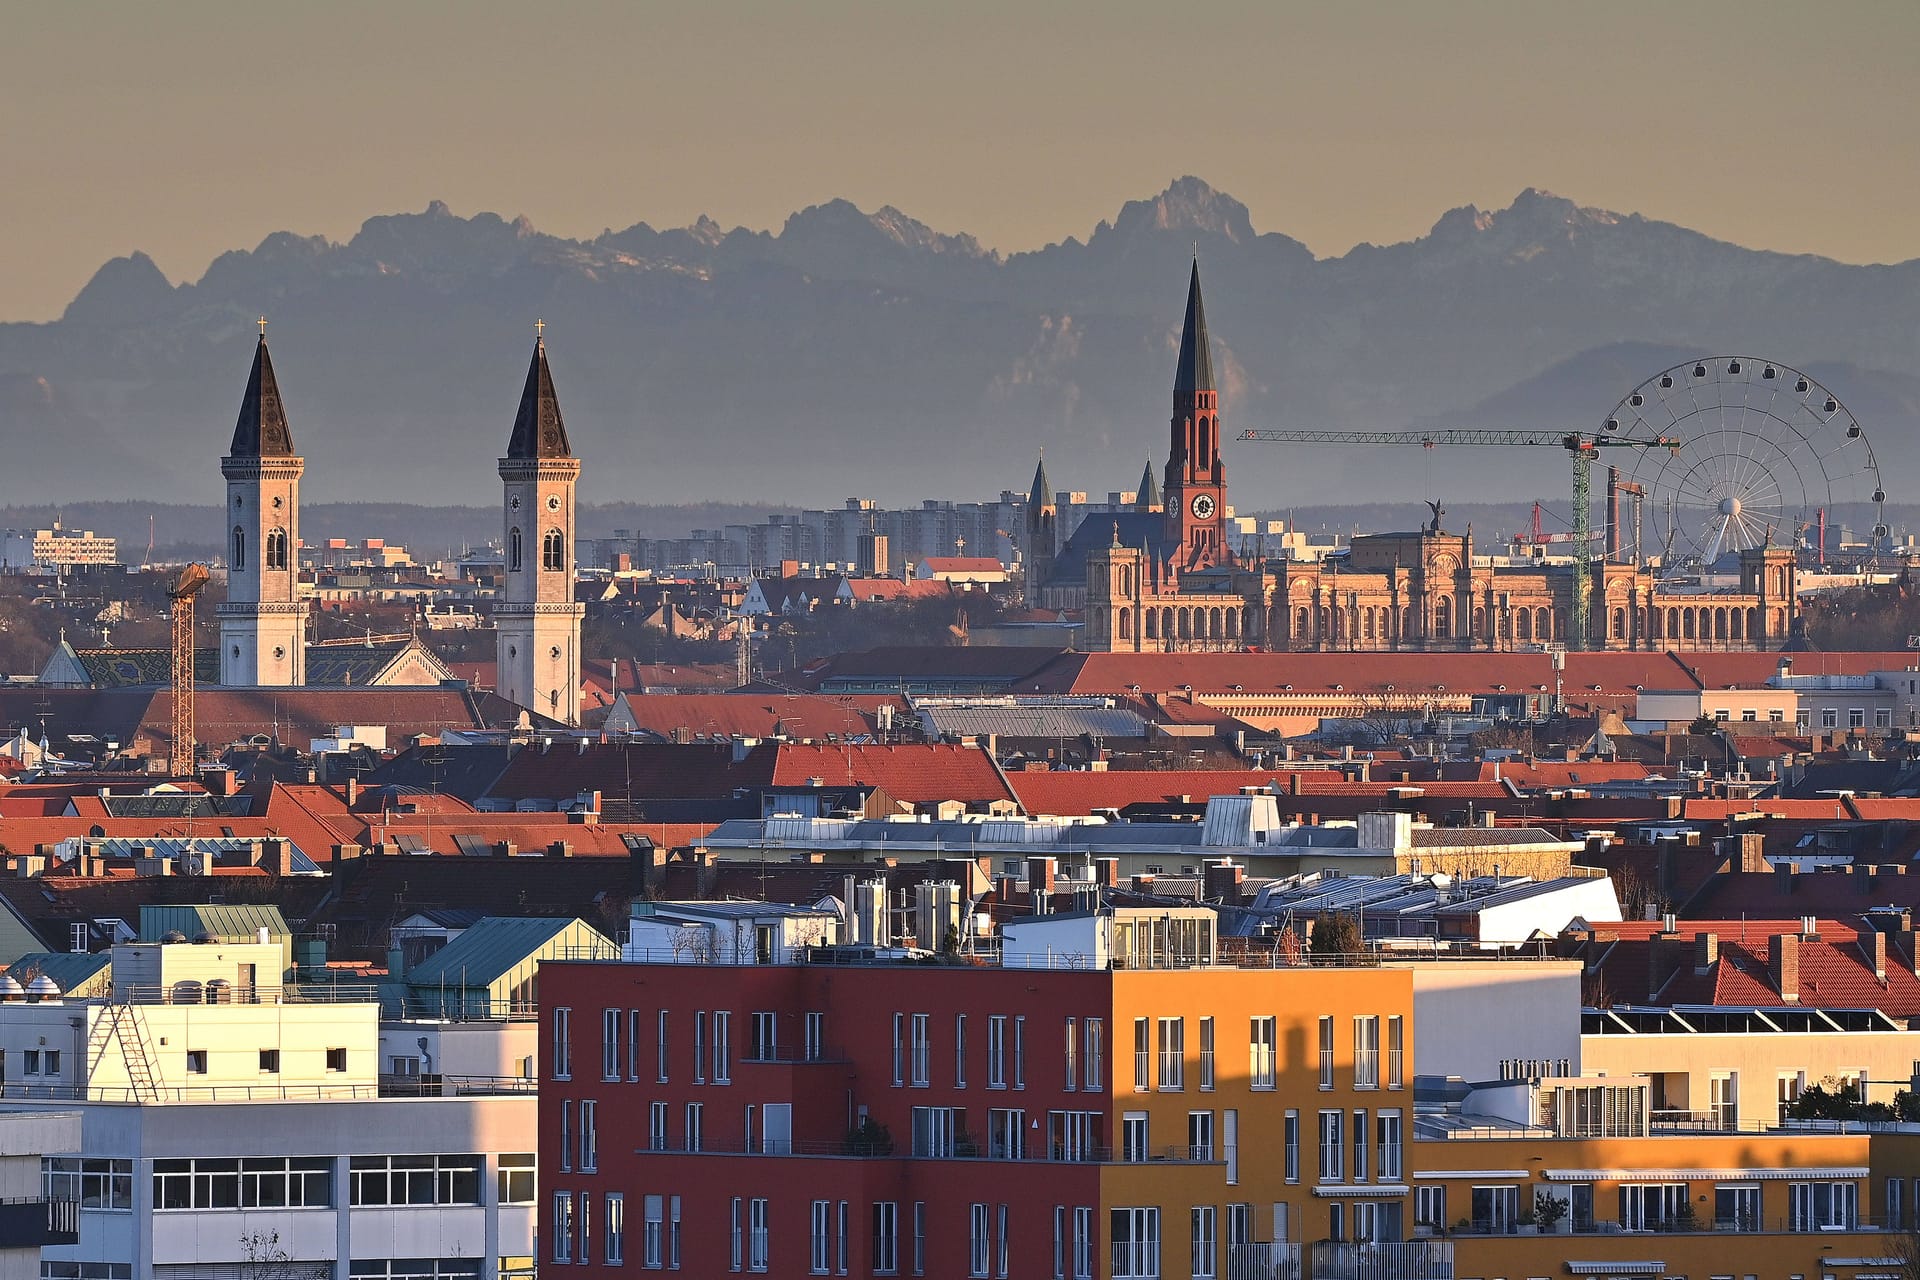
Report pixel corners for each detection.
[256,838,293,878]
[1649,933,1685,998]
[1094,857,1119,888]
[547,840,572,858]
[1769,933,1801,1002]
[1204,861,1245,905]
[1863,927,1888,982]
[1774,862,1794,894]
[1131,873,1156,894]
[1854,863,1873,892]
[1693,932,1718,975]
[344,776,361,807]
[1900,929,1920,978]
[1026,857,1057,895]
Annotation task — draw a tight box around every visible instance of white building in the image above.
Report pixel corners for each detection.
[0,1108,82,1280]
[1,938,535,1280]
[0,526,117,573]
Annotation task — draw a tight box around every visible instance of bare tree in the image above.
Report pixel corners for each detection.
[238,1230,331,1280]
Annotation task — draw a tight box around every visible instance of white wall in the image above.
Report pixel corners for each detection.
[1402,960,1583,1082]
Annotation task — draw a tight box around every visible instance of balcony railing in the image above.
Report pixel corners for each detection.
[0,1197,79,1246]
[1447,1215,1880,1237]
[631,1137,1217,1164]
[1310,1240,1453,1280]
[1226,1242,1303,1280]
[0,1079,534,1104]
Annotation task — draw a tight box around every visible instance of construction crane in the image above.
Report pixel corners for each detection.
[1234,428,1679,647]
[166,563,210,777]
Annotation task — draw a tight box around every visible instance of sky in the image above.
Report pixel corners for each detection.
[4,0,1917,322]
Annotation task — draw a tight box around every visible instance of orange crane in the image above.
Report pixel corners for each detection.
[166,564,210,777]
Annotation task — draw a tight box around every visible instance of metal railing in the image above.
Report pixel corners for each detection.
[1226,1242,1303,1280]
[631,1137,1218,1164]
[1449,1214,1880,1237]
[376,1073,539,1097]
[0,1079,536,1104]
[0,1197,79,1245]
[1310,1240,1453,1280]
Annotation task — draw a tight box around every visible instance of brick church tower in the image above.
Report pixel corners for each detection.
[1162,259,1232,571]
[218,331,307,686]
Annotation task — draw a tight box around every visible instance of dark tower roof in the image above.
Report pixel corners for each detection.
[505,338,573,460]
[229,335,294,458]
[1137,458,1161,510]
[1028,455,1053,509]
[1173,258,1215,394]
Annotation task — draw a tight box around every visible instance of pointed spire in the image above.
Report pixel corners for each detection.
[229,334,294,457]
[506,333,572,460]
[1028,454,1052,509]
[1137,458,1161,511]
[1174,258,1214,394]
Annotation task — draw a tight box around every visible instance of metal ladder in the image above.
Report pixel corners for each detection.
[84,1000,164,1102]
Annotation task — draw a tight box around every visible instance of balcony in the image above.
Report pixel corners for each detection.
[1226,1242,1303,1280]
[1310,1240,1453,1280]
[0,1197,79,1246]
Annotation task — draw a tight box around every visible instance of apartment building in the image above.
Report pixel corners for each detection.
[540,905,1417,1279]
[0,936,536,1280]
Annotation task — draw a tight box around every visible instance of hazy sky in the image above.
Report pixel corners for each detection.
[5,1,1917,321]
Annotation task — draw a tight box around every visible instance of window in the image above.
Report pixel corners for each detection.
[1471,1184,1520,1234]
[807,1011,827,1062]
[954,1014,967,1086]
[1250,1017,1276,1089]
[186,1050,208,1075]
[713,1010,732,1084]
[604,1009,622,1079]
[1878,708,1895,730]
[580,1099,598,1172]
[1190,1205,1216,1279]
[324,1045,345,1072]
[1788,1180,1858,1231]
[910,1013,931,1086]
[989,1108,1025,1160]
[1072,1207,1095,1280]
[648,1193,671,1268]
[42,1157,132,1211]
[1353,1016,1379,1088]
[259,1049,280,1073]
[914,1201,928,1276]
[1387,1015,1404,1087]
[751,1011,778,1062]
[1084,1018,1103,1091]
[1714,708,1730,721]
[970,1203,991,1277]
[1318,1016,1334,1088]
[1133,1017,1150,1091]
[1414,1186,1446,1236]
[1157,1017,1184,1091]
[731,1197,744,1272]
[873,1200,899,1274]
[1198,1017,1215,1090]
[1048,1110,1099,1163]
[1053,1206,1067,1280]
[910,1106,960,1157]
[1187,1110,1214,1161]
[1352,1109,1367,1182]
[995,1204,1009,1277]
[1850,707,1867,729]
[1822,708,1839,729]
[232,525,246,571]
[892,1014,904,1086]
[988,1015,1009,1088]
[1284,1111,1299,1182]
[812,1200,833,1274]
[1064,1017,1077,1089]
[658,1010,671,1082]
[749,1197,770,1272]
[1122,1112,1149,1163]
[1318,1110,1344,1182]
[1741,708,1758,722]
[497,1154,535,1205]
[607,1192,626,1264]
[1110,1207,1160,1279]
[1717,1183,1761,1232]
[581,1192,594,1265]
[629,1009,643,1080]
[1377,1111,1403,1180]
[349,1156,483,1206]
[1618,1183,1689,1232]
[837,1201,849,1276]
[560,1099,573,1171]
[695,1011,709,1084]
[1014,1016,1026,1089]
[553,1007,572,1079]
[684,1102,704,1153]
[543,527,566,571]
[154,1157,335,1211]
[554,1191,574,1263]
[1710,1071,1738,1129]
[649,1100,669,1150]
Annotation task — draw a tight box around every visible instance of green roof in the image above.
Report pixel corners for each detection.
[139,904,290,944]
[7,951,111,996]
[405,916,609,992]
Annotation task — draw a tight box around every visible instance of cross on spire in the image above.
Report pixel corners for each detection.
[535,318,546,342]
[257,316,268,337]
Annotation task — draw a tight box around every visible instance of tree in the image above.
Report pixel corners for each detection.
[238,1230,330,1280]
[1309,911,1371,965]
[1687,714,1718,736]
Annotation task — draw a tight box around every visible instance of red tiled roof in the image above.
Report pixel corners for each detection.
[613,694,906,742]
[1688,869,1920,921]
[487,743,777,802]
[768,744,1014,806]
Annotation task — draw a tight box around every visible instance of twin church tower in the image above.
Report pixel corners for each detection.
[218,328,583,724]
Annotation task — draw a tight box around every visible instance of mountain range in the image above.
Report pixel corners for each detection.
[3,178,1918,530]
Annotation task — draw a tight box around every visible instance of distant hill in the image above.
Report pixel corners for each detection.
[2,179,1916,529]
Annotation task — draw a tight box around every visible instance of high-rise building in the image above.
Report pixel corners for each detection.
[217,332,307,686]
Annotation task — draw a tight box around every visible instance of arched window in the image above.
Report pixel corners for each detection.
[1516,610,1532,640]
[1400,606,1413,638]
[265,528,289,571]
[1177,610,1190,640]
[1611,608,1626,639]
[1118,609,1131,640]
[1534,607,1551,641]
[1224,608,1238,640]
[231,526,246,571]
[1295,606,1309,638]
[1730,609,1744,641]
[509,527,523,572]
[1146,609,1159,639]
[542,529,565,572]
[1472,606,1486,639]
[1434,597,1452,639]
[1209,607,1223,639]
[1683,611,1696,640]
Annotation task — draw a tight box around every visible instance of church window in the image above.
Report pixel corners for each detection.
[543,528,566,571]
[1119,609,1132,640]
[1472,606,1486,638]
[1516,610,1532,641]
[231,526,246,570]
[1534,607,1550,640]
[265,528,289,571]
[1433,598,1452,639]
[1611,608,1626,639]
[1146,610,1159,640]
[509,527,523,572]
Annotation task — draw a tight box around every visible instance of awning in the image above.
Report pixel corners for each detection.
[1412,1169,1530,1180]
[1566,1264,1664,1276]
[1311,1184,1411,1198]
[1543,1166,1866,1182]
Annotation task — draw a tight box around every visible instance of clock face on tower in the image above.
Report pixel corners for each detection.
[546,494,562,512]
[1190,493,1217,520]
[509,496,521,510]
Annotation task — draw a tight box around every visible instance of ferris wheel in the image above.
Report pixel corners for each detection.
[1601,357,1887,568]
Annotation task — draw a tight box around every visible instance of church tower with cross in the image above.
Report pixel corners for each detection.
[496,324,584,725]
[218,322,307,686]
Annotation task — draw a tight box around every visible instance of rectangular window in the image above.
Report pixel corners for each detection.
[1352,1109,1367,1182]
[714,1010,732,1084]
[1122,1111,1149,1163]
[649,1100,669,1151]
[989,1015,1008,1088]
[497,1154,535,1205]
[996,1203,1010,1278]
[607,1191,626,1265]
[581,1191,593,1265]
[1110,1206,1160,1279]
[955,1013,967,1087]
[807,1011,827,1062]
[1223,1109,1238,1185]
[751,1011,779,1062]
[812,1200,832,1275]
[646,1194,668,1268]
[1890,1178,1906,1233]
[989,1108,1026,1160]
[1190,1205,1217,1280]
[1788,1180,1858,1231]
[155,1157,332,1210]
[1618,1183,1689,1232]
[1415,1186,1446,1236]
[685,1101,704,1153]
[658,1010,670,1082]
[1187,1110,1214,1161]
[914,1200,927,1276]
[1053,1205,1067,1280]
[1084,1017,1103,1091]
[629,1009,643,1080]
[1014,1016,1026,1089]
[1284,1110,1299,1182]
[1472,1185,1521,1234]
[349,1155,483,1206]
[1353,1015,1379,1088]
[1387,1015,1404,1088]
[970,1202,991,1278]
[1157,1017,1184,1091]
[1198,1017,1215,1091]
[1047,1109,1100,1162]
[731,1196,744,1272]
[1850,707,1867,729]
[1377,1110,1403,1180]
[554,1191,574,1263]
[1822,708,1839,729]
[1717,1183,1762,1233]
[749,1197,770,1272]
[553,1007,572,1080]
[873,1200,899,1275]
[604,1008,622,1080]
[695,1011,709,1084]
[910,1013,932,1086]
[893,1013,905,1086]
[1318,1110,1343,1182]
[1133,1017,1150,1091]
[580,1099,598,1172]
[259,1049,280,1074]
[186,1050,208,1075]
[1250,1017,1277,1090]
[1064,1017,1078,1090]
[1073,1206,1095,1280]
[1710,1071,1739,1129]
[837,1201,849,1276]
[1318,1015,1334,1088]
[1227,1203,1253,1247]
[560,1099,573,1172]
[910,1106,961,1158]
[42,1157,134,1211]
